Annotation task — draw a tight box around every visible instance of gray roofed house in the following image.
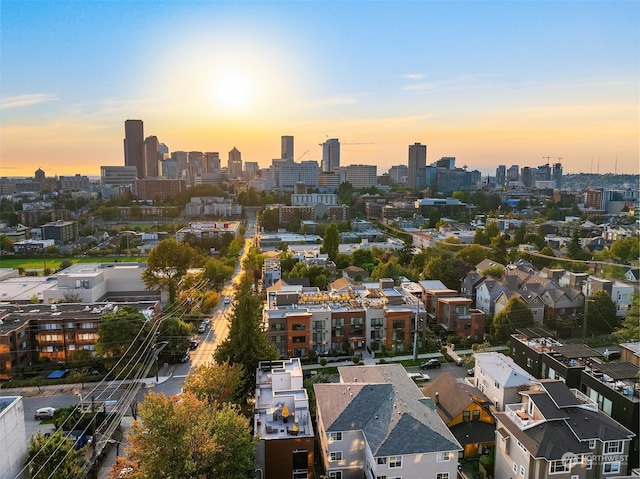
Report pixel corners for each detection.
[473,352,535,411]
[494,380,635,479]
[314,364,462,479]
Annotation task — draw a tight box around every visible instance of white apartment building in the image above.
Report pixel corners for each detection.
[0,396,27,479]
[340,164,377,190]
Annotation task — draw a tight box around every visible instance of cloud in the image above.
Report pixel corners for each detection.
[0,93,58,109]
[403,73,425,80]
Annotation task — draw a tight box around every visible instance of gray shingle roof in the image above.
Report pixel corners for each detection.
[314,364,462,457]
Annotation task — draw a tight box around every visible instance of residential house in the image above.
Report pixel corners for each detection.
[620,342,640,367]
[459,271,484,304]
[422,373,495,458]
[625,268,640,283]
[475,277,509,315]
[476,259,505,275]
[541,287,584,320]
[435,297,485,340]
[472,352,535,411]
[254,358,314,479]
[342,266,369,282]
[494,290,545,324]
[314,364,462,479]
[586,277,634,317]
[494,380,635,479]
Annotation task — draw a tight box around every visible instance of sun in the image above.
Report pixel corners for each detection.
[213,70,255,111]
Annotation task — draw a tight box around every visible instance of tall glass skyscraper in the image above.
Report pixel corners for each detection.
[124,119,145,179]
[408,142,427,190]
[321,138,340,172]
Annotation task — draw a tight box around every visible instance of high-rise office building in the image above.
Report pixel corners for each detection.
[388,165,408,184]
[171,151,188,179]
[495,165,506,187]
[204,152,220,173]
[521,167,534,188]
[228,147,242,176]
[281,136,294,161]
[321,139,340,172]
[536,163,551,182]
[552,163,563,189]
[342,164,377,189]
[408,142,427,190]
[144,136,161,178]
[507,165,519,183]
[124,120,145,179]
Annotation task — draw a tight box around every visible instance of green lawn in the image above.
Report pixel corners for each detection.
[0,256,147,271]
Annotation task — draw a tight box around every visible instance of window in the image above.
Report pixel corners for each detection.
[436,474,449,479]
[603,462,621,474]
[494,380,500,389]
[527,358,533,368]
[377,458,387,465]
[350,317,363,326]
[473,410,480,421]
[329,432,342,441]
[329,472,342,479]
[588,439,596,449]
[586,457,593,470]
[371,330,383,340]
[334,329,343,337]
[292,336,306,343]
[313,332,326,343]
[520,465,525,476]
[332,318,345,327]
[273,335,285,343]
[329,451,342,461]
[392,331,404,342]
[437,452,452,462]
[550,460,569,474]
[271,323,285,331]
[313,321,324,331]
[292,323,306,331]
[571,476,579,479]
[604,440,623,454]
[463,411,471,421]
[513,463,518,473]
[392,320,404,330]
[372,318,383,328]
[389,456,402,468]
[517,440,527,454]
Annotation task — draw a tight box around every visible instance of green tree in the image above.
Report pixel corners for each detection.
[481,265,505,278]
[485,221,500,239]
[123,392,256,479]
[493,297,534,342]
[490,234,508,265]
[455,244,492,268]
[473,228,490,246]
[183,361,245,406]
[350,248,379,272]
[586,290,618,335]
[259,208,279,231]
[203,258,234,289]
[0,234,14,253]
[566,229,583,260]
[321,223,340,261]
[28,431,85,479]
[614,295,639,342]
[511,223,528,246]
[214,275,278,396]
[423,255,470,290]
[610,236,640,263]
[142,238,196,303]
[156,315,193,362]
[96,306,150,359]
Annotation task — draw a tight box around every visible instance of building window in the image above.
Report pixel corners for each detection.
[550,460,569,474]
[463,411,471,421]
[332,318,345,327]
[473,410,480,421]
[329,451,342,461]
[437,452,452,462]
[586,457,593,470]
[604,441,623,454]
[517,440,527,454]
[292,323,306,331]
[329,472,342,479]
[350,317,363,326]
[377,458,387,465]
[392,320,404,330]
[436,474,449,479]
[527,358,533,368]
[372,318,383,328]
[603,462,620,474]
[494,380,500,389]
[588,439,596,449]
[329,432,342,441]
[389,456,402,468]
[292,336,306,343]
[513,463,518,473]
[520,465,525,476]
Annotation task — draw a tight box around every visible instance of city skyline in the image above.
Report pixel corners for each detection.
[1,1,638,177]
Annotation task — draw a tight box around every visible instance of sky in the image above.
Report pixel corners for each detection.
[1,0,639,178]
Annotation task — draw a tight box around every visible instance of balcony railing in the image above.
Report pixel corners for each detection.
[505,404,543,430]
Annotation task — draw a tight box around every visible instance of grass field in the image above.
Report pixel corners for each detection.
[0,256,147,271]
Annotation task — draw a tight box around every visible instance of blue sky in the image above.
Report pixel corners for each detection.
[1,0,638,177]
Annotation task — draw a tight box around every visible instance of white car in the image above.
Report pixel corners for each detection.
[224,297,231,304]
[35,407,56,420]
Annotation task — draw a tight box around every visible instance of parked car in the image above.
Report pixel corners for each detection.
[420,359,441,369]
[179,351,190,362]
[455,357,465,366]
[66,430,92,449]
[35,407,56,420]
[224,296,231,304]
[197,324,206,334]
[603,349,621,360]
[190,341,199,350]
[467,368,475,376]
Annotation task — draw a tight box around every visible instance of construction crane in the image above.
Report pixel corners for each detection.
[542,156,562,165]
[296,150,310,161]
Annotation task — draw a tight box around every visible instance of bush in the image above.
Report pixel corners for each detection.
[319,358,328,367]
[352,355,361,364]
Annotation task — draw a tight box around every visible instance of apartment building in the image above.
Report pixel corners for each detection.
[472,352,535,411]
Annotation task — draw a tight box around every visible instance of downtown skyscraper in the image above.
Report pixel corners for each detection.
[407,142,427,190]
[321,138,340,172]
[124,119,145,179]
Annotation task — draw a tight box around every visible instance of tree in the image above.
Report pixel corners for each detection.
[493,297,534,342]
[485,221,500,239]
[0,234,14,253]
[259,208,279,231]
[566,229,583,260]
[28,431,85,479]
[321,223,340,261]
[586,290,618,335]
[422,255,470,290]
[183,361,245,406]
[121,392,256,479]
[203,258,234,289]
[490,234,507,265]
[350,248,379,272]
[473,228,490,246]
[142,238,196,303]
[96,305,150,359]
[610,236,640,263]
[456,244,492,267]
[214,275,278,396]
[511,223,528,246]
[481,265,505,279]
[156,315,193,362]
[614,295,639,342]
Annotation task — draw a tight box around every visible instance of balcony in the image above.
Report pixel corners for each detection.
[505,404,543,430]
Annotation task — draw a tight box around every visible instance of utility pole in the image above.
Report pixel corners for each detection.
[413,294,420,361]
